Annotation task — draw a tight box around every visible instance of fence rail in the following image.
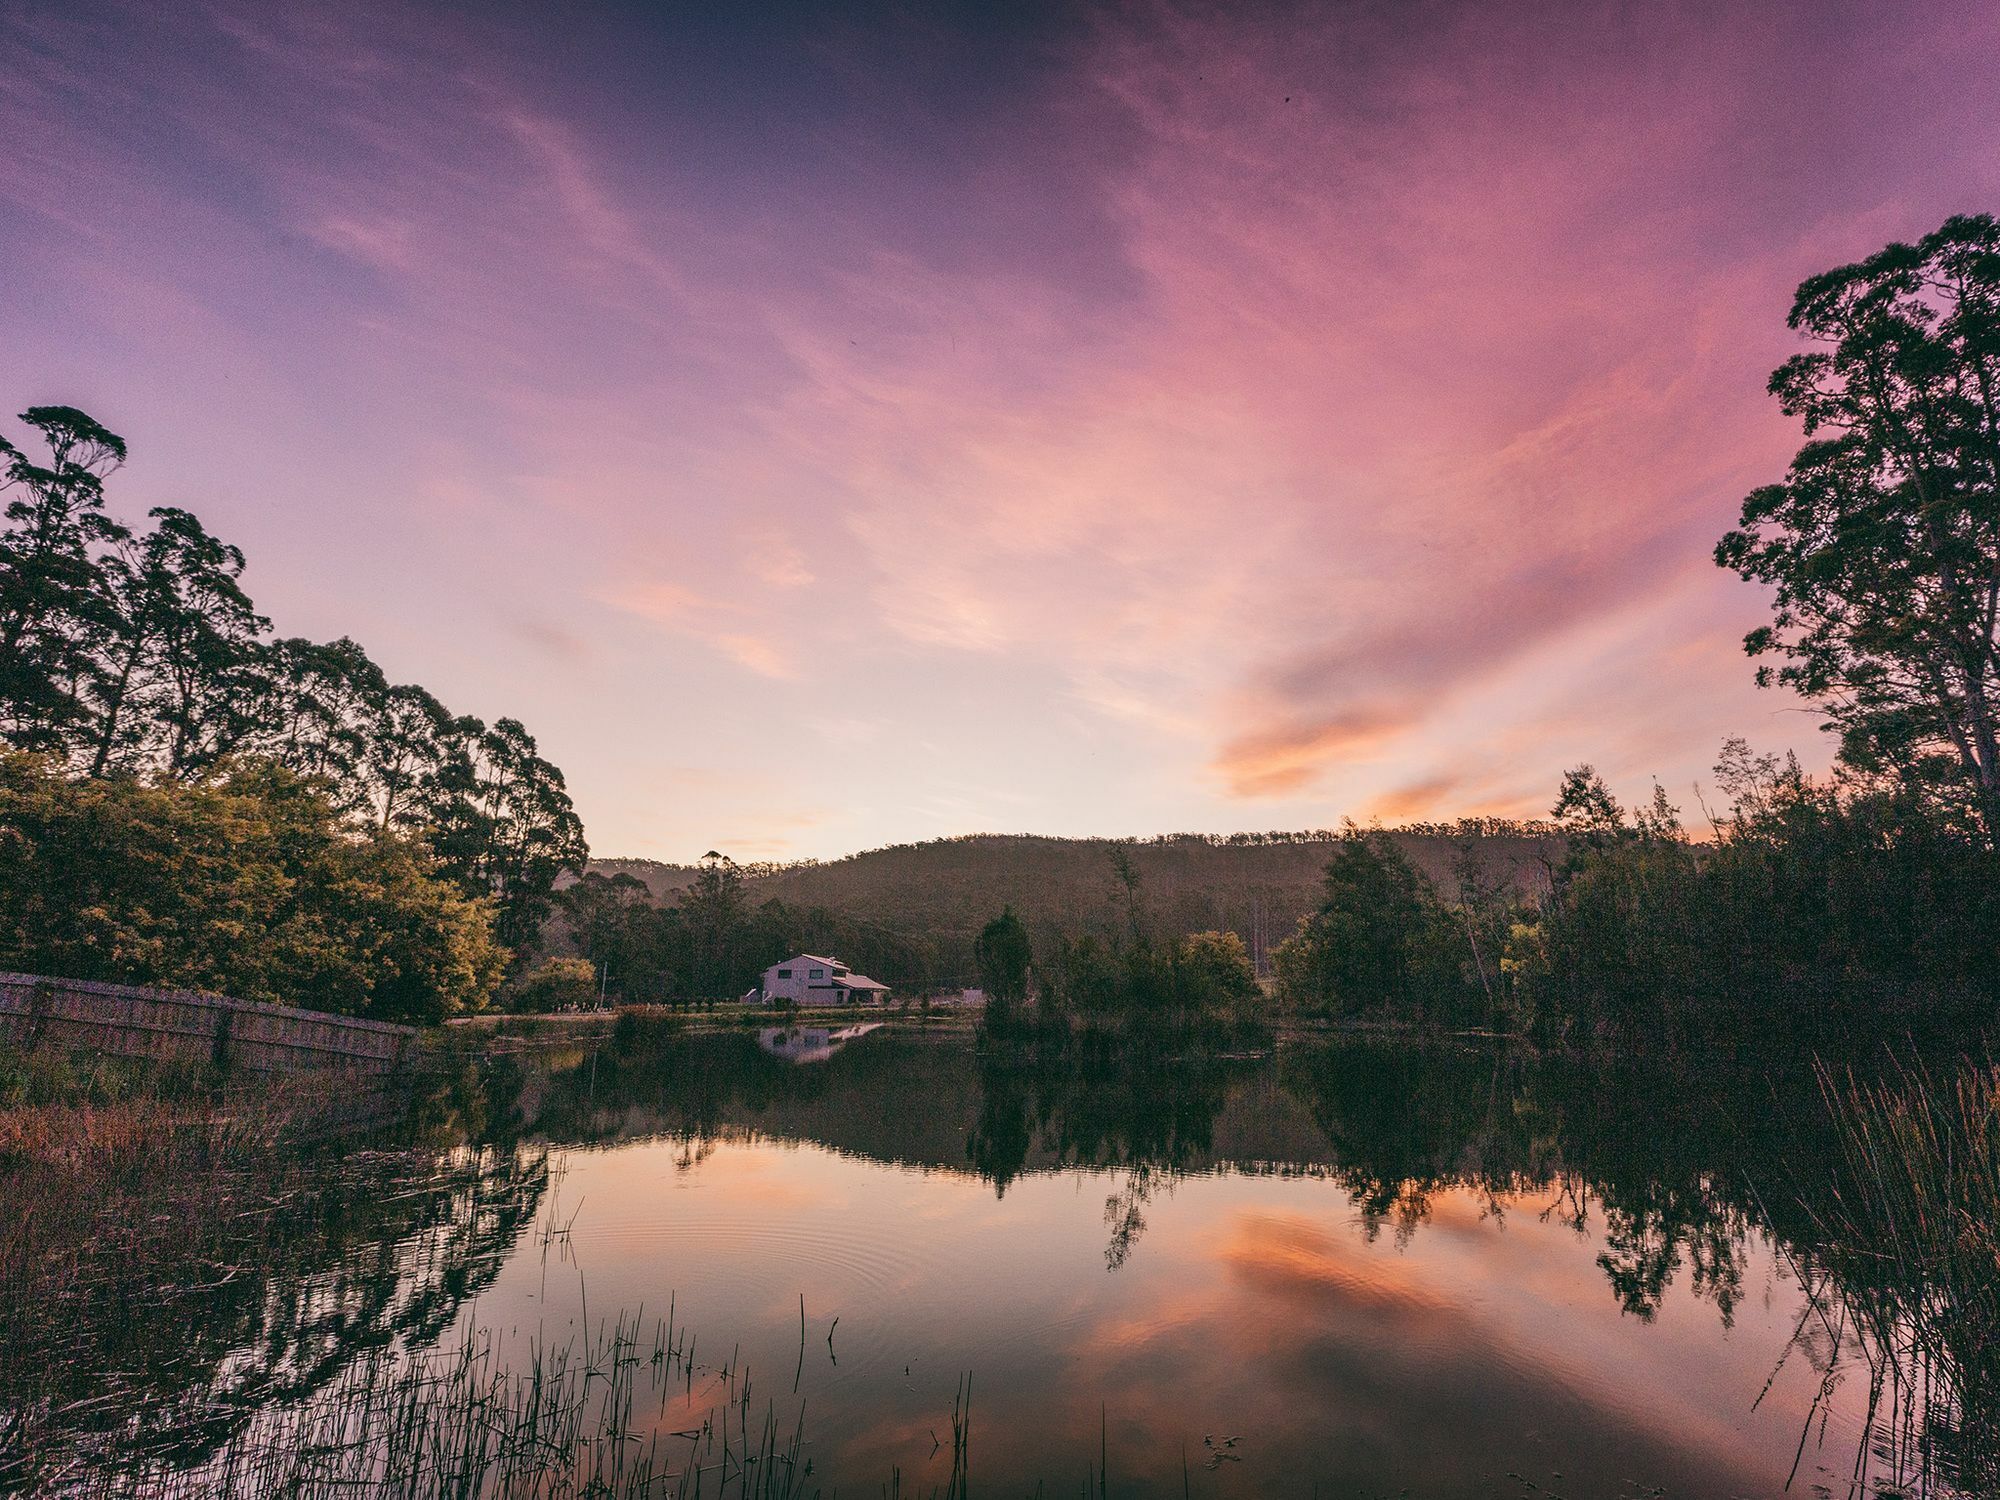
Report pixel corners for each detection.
[0,973,416,1074]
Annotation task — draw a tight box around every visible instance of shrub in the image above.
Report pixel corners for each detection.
[510,957,599,1014]
[1272,829,1490,1024]
[0,752,503,1023]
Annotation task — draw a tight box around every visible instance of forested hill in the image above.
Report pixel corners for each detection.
[588,826,1557,977]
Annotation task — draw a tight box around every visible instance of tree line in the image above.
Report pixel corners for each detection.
[0,405,586,953]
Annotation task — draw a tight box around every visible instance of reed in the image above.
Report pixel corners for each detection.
[46,1304,980,1500]
[1811,1057,2000,1496]
[0,1042,552,1492]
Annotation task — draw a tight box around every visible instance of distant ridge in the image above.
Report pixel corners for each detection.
[588,825,1558,973]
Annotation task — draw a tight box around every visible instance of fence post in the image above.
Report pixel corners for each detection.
[211,1004,235,1074]
[24,979,54,1053]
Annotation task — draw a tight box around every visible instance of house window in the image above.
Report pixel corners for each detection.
[777,968,791,979]
[809,968,825,979]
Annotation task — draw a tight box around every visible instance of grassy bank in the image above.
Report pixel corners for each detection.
[0,1042,548,1491]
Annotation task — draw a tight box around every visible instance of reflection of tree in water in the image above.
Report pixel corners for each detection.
[506,1025,1995,1497]
[967,1049,1237,1268]
[2,1073,550,1493]
[406,1017,1995,1497]
[1102,1164,1160,1272]
[1277,1041,1772,1325]
[1279,1040,2000,1498]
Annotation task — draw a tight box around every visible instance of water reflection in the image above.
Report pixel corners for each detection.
[475,1025,1980,1493]
[13,1027,1989,1498]
[756,1021,885,1064]
[504,1026,1807,1317]
[1,1074,551,1492]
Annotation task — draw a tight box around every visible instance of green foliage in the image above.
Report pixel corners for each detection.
[510,956,599,1014]
[581,824,1556,1000]
[0,405,588,947]
[1036,928,1269,1055]
[1175,930,1259,1007]
[1270,746,1998,1051]
[678,851,748,998]
[550,864,930,1007]
[974,907,1032,1002]
[0,408,130,755]
[1717,214,2000,832]
[0,750,503,1022]
[1288,831,1429,1008]
[1520,745,2000,1050]
[1551,765,1626,854]
[1272,828,1494,1025]
[974,906,1035,1041]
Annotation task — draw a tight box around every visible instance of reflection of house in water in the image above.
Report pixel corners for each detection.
[752,953,891,1006]
[758,1022,883,1064]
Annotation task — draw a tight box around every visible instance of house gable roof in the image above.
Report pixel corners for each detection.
[769,953,843,971]
[762,953,888,992]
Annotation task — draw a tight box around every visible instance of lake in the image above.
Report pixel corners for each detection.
[13,1024,1944,1497]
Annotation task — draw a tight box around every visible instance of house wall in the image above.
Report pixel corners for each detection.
[760,956,847,1005]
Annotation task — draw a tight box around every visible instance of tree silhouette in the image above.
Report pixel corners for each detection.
[1719,214,2000,833]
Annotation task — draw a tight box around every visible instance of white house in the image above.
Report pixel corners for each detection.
[757,953,891,1007]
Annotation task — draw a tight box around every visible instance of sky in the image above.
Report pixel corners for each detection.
[4,0,1998,861]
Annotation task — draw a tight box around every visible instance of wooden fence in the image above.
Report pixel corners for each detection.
[0,973,416,1075]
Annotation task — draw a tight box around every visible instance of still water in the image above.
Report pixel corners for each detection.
[20,1025,1917,1496]
[433,1027,1871,1497]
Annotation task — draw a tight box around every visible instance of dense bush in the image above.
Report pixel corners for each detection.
[0,751,502,1022]
[510,957,599,1013]
[1031,928,1267,1055]
[552,858,944,1005]
[1527,759,2000,1050]
[0,405,587,949]
[1272,829,1507,1030]
[1270,750,2000,1052]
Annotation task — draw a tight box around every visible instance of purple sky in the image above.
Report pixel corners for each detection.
[5,0,1997,859]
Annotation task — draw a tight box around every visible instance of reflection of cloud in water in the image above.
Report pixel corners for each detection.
[1011,1194,1833,1498]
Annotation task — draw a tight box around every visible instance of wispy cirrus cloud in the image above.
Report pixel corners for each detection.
[4,0,1997,856]
[599,580,797,680]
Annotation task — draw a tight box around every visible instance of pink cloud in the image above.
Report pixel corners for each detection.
[6,0,1999,854]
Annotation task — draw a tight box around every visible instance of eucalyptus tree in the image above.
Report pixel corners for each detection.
[1551,765,1625,857]
[975,906,1033,1002]
[89,507,269,776]
[557,870,656,995]
[1718,214,2000,833]
[0,406,129,758]
[680,850,748,997]
[1,400,592,959]
[424,716,589,949]
[362,680,461,833]
[254,636,388,811]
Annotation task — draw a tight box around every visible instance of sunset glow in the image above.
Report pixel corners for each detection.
[7,0,1997,858]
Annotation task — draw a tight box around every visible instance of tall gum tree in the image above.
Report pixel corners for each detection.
[1718,215,2000,834]
[0,407,130,756]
